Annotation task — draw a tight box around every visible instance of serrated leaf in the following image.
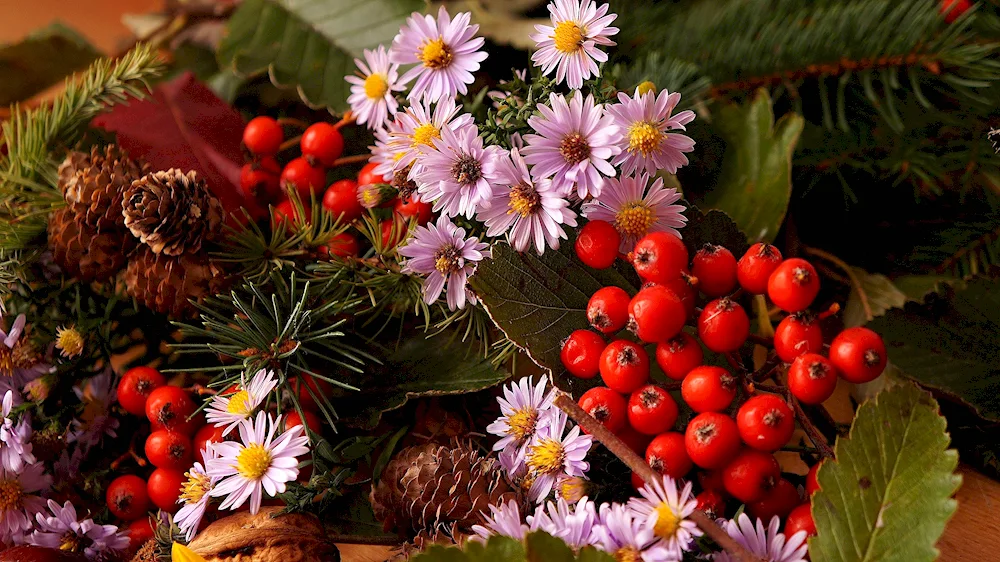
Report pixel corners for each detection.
[704,89,803,243]
[216,0,421,113]
[680,202,750,257]
[811,382,960,562]
[0,22,100,104]
[866,278,1000,421]
[843,267,908,328]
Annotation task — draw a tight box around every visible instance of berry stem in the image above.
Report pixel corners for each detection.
[803,246,873,322]
[331,154,372,167]
[186,383,217,396]
[746,333,773,347]
[332,111,356,131]
[278,135,303,152]
[276,117,311,129]
[552,392,764,562]
[751,354,783,383]
[657,381,684,392]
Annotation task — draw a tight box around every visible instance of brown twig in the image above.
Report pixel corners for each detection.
[277,117,311,129]
[553,392,763,562]
[750,355,784,383]
[331,154,371,167]
[803,246,873,322]
[746,333,773,347]
[110,435,147,470]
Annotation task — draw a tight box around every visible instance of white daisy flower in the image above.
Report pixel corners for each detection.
[530,0,619,89]
[627,475,702,560]
[175,444,220,541]
[205,369,278,436]
[712,514,808,562]
[346,46,405,130]
[486,376,555,459]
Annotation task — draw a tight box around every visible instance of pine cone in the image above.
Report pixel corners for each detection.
[47,207,132,282]
[122,169,224,256]
[58,145,148,232]
[124,247,229,318]
[129,540,157,562]
[370,442,523,544]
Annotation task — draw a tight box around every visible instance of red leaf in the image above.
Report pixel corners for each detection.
[93,72,262,220]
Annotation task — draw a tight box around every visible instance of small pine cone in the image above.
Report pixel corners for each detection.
[123,169,224,256]
[58,145,149,232]
[47,207,134,282]
[124,247,229,318]
[370,442,523,543]
[130,539,158,562]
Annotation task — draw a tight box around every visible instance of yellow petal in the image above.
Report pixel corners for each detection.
[172,542,208,562]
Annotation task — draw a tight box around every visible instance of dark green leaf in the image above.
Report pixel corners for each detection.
[679,202,750,258]
[843,267,908,328]
[0,22,100,105]
[410,532,613,562]
[525,531,574,562]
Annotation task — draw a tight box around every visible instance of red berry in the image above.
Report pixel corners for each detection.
[631,232,688,284]
[737,243,783,294]
[106,475,150,521]
[579,387,628,433]
[806,462,822,496]
[300,123,344,166]
[747,478,800,521]
[587,287,631,334]
[280,157,327,199]
[662,276,697,319]
[145,430,194,471]
[696,489,727,519]
[295,376,333,411]
[145,387,199,435]
[788,353,839,405]
[627,384,678,435]
[320,233,360,258]
[645,432,692,479]
[394,196,433,225]
[697,298,750,353]
[628,285,686,343]
[785,503,817,538]
[240,157,281,202]
[698,469,726,492]
[242,116,283,156]
[357,162,387,186]
[829,326,887,384]
[118,366,166,417]
[380,218,407,249]
[655,333,703,381]
[126,518,155,548]
[575,220,621,269]
[941,0,973,24]
[631,471,646,491]
[273,199,311,224]
[147,468,185,512]
[286,410,323,433]
[737,394,795,451]
[722,449,781,503]
[685,412,741,469]
[681,366,737,413]
[617,425,654,456]
[599,340,650,394]
[322,179,364,223]
[193,424,226,464]
[692,244,738,297]
[561,330,606,379]
[774,313,823,363]
[768,258,820,313]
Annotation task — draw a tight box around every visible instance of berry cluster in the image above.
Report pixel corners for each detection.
[565,221,889,538]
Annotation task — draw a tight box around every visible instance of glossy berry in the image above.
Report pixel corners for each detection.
[692,244,738,297]
[941,0,973,24]
[242,116,283,156]
[662,276,697,319]
[747,478,800,521]
[300,123,344,166]
[829,326,887,384]
[785,503,817,538]
[561,330,606,379]
[579,387,628,433]
[655,333,703,381]
[240,157,282,202]
[286,410,323,433]
[696,489,726,519]
[145,430,194,471]
[394,196,433,225]
[685,412,741,469]
[145,386,199,435]
[587,287,631,334]
[193,424,226,464]
[127,518,155,549]
[806,462,822,496]
[617,425,654,456]
[774,313,823,363]
[722,449,781,503]
[117,366,166,417]
[575,220,621,269]
[319,233,360,258]
[627,385,679,435]
[645,432,692,479]
[322,179,364,223]
[280,157,327,199]
[147,468,185,512]
[737,243,783,294]
[599,340,650,394]
[628,285,686,343]
[106,475,150,521]
[737,394,795,451]
[768,258,820,313]
[295,376,333,411]
[698,470,726,492]
[787,353,839,405]
[697,298,750,353]
[273,199,311,224]
[631,232,688,284]
[681,366,737,413]
[357,161,388,186]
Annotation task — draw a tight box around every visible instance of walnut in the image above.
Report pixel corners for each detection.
[187,507,338,562]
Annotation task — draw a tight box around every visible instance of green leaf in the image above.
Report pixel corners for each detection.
[0,22,100,105]
[217,0,422,113]
[411,533,613,562]
[679,202,750,258]
[842,267,908,328]
[866,278,1000,421]
[703,89,804,243]
[811,382,961,562]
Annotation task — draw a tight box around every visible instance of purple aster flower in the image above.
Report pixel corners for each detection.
[1,390,34,472]
[712,514,808,562]
[522,93,621,199]
[607,88,696,176]
[416,123,500,218]
[477,148,577,254]
[487,377,555,459]
[0,462,50,544]
[346,46,404,130]
[390,6,488,101]
[377,97,473,179]
[67,370,119,450]
[627,475,701,560]
[594,502,670,562]
[397,215,490,310]
[581,172,687,253]
[530,0,619,89]
[527,496,599,550]
[0,313,51,390]
[472,499,529,541]
[554,475,590,504]
[30,499,129,560]
[525,410,592,502]
[176,444,220,541]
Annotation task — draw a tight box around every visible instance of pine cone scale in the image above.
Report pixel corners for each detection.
[122,168,223,256]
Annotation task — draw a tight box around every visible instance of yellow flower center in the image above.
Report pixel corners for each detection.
[508,184,541,217]
[527,438,566,475]
[12,340,39,370]
[419,37,453,70]
[0,347,12,377]
[559,132,591,164]
[180,470,212,504]
[553,21,585,53]
[434,245,462,275]
[653,502,681,539]
[55,326,84,358]
[364,73,389,99]
[0,478,24,511]
[236,444,272,480]
[627,121,663,156]
[60,532,83,553]
[507,408,538,440]
[412,123,441,147]
[636,81,657,96]
[614,201,655,237]
[614,546,642,562]
[226,390,252,415]
[557,476,589,503]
